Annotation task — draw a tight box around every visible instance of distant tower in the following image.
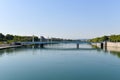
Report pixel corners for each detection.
[47,37,49,42]
[32,35,34,42]
[40,36,41,42]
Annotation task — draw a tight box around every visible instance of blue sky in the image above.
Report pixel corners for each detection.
[0,0,120,39]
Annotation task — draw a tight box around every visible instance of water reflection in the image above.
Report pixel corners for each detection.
[110,51,120,58]
[0,47,32,57]
[106,47,120,58]
[0,44,96,57]
[107,47,120,52]
[0,44,120,59]
[92,45,120,58]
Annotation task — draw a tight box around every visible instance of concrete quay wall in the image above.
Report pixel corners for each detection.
[91,42,120,48]
[107,42,120,47]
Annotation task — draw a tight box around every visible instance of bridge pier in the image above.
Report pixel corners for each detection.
[40,44,44,48]
[100,41,107,49]
[77,43,79,49]
[101,43,103,49]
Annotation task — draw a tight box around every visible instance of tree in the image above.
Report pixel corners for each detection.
[0,33,5,41]
[109,35,120,42]
[5,34,14,40]
[34,37,39,41]
[100,36,109,41]
[89,36,109,42]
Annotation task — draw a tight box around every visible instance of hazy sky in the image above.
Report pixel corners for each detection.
[0,0,120,39]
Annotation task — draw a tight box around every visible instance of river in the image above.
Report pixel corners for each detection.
[0,43,120,80]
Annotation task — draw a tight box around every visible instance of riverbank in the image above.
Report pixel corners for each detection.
[107,42,120,47]
[92,42,120,48]
[0,44,22,50]
[91,42,120,52]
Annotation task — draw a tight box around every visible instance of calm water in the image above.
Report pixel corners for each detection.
[0,44,120,80]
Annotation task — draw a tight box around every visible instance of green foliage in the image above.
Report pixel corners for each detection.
[34,37,39,41]
[109,35,120,42]
[0,33,39,43]
[90,35,120,42]
[0,33,5,41]
[5,34,14,40]
[13,36,39,42]
[89,36,109,42]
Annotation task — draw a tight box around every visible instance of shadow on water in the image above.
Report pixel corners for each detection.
[1,44,120,59]
[109,51,120,58]
[0,44,101,57]
[92,45,120,59]
[0,46,33,57]
[91,45,106,52]
[41,48,100,51]
[106,47,120,58]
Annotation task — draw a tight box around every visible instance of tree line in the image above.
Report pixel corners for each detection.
[0,33,73,44]
[0,33,39,43]
[89,35,120,42]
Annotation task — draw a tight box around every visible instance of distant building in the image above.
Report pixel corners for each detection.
[40,36,46,42]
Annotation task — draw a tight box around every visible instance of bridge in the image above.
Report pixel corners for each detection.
[15,41,90,49]
[14,36,91,48]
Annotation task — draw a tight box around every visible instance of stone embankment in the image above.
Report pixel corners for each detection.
[92,42,120,48]
[0,44,22,50]
[107,42,120,47]
[91,42,120,52]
